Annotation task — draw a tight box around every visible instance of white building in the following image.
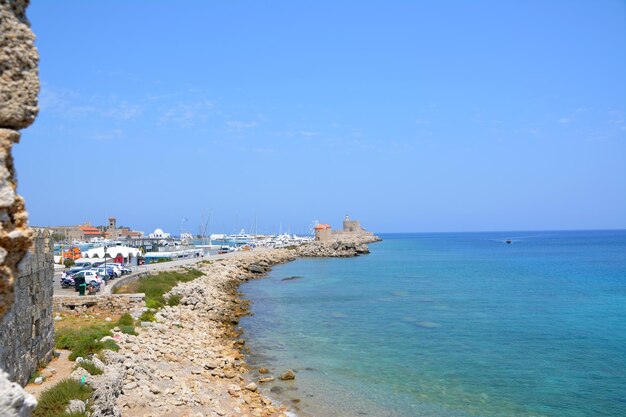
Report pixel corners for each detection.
[149,228,170,239]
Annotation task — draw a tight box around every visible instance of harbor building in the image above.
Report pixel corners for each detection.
[149,228,170,239]
[314,224,332,241]
[315,215,374,241]
[343,215,365,233]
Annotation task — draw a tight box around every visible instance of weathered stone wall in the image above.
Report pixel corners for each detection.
[53,293,145,315]
[0,229,55,386]
[0,1,42,414]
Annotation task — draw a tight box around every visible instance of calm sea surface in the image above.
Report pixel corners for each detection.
[239,231,626,417]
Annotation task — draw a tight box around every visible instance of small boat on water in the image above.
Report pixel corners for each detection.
[506,240,512,244]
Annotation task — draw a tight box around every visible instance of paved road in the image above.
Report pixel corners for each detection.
[52,249,256,296]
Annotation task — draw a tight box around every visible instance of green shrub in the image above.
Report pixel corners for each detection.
[167,294,181,306]
[117,313,134,326]
[119,325,137,335]
[138,311,155,322]
[55,324,119,361]
[116,268,204,311]
[63,258,75,268]
[74,360,103,376]
[67,339,118,361]
[145,298,163,309]
[33,378,92,417]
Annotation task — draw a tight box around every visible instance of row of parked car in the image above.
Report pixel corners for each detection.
[61,261,132,292]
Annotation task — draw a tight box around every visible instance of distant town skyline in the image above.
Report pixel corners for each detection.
[15,1,626,233]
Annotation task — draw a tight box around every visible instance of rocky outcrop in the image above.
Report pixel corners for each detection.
[0,128,32,319]
[0,0,39,130]
[114,259,294,416]
[295,239,371,257]
[67,351,126,417]
[0,369,36,417]
[0,0,38,322]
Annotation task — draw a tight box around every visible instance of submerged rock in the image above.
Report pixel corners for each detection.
[281,276,303,282]
[279,369,296,380]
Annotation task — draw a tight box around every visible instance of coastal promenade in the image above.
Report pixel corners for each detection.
[52,250,248,296]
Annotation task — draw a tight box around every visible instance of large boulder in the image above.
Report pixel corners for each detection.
[0,369,37,417]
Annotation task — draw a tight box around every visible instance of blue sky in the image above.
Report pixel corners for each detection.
[15,0,626,234]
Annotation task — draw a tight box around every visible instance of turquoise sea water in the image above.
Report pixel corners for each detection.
[239,231,626,417]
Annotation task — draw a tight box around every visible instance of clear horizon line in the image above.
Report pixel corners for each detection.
[375,227,626,234]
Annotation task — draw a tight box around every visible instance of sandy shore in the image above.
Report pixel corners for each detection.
[109,237,380,417]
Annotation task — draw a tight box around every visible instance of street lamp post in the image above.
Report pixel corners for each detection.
[103,245,108,283]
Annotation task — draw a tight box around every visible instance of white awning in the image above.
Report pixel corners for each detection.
[82,246,141,259]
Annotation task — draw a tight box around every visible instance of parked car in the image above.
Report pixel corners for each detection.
[92,262,120,277]
[72,270,104,286]
[67,266,89,276]
[92,267,115,280]
[108,265,122,277]
[109,263,131,275]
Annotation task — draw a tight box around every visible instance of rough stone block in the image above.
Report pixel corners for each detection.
[0,1,39,130]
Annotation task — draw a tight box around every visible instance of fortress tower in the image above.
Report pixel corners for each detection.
[343,214,364,233]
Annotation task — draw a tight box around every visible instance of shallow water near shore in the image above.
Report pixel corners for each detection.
[240,231,626,417]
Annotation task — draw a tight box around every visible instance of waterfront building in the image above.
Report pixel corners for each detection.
[149,228,171,239]
[314,224,332,241]
[315,215,374,241]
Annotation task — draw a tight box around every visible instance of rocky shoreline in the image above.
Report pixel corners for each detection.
[84,236,380,417]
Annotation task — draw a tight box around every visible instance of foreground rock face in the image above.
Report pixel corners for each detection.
[0,2,42,416]
[114,236,380,416]
[0,0,38,328]
[0,369,36,417]
[0,0,39,130]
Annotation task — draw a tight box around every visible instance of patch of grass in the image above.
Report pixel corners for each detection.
[74,360,103,376]
[28,370,42,384]
[116,313,134,326]
[33,378,92,417]
[167,294,181,306]
[138,311,156,322]
[116,268,203,309]
[55,323,119,361]
[119,325,137,335]
[54,314,121,331]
